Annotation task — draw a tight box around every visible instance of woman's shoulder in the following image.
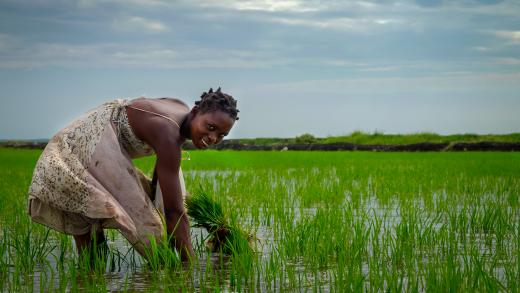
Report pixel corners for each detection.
[125,97,189,149]
[130,97,190,113]
[129,96,188,108]
[157,97,190,111]
[126,96,191,129]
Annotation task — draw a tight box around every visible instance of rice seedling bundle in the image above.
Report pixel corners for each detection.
[185,191,254,255]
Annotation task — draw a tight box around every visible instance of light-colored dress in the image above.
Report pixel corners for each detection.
[27,98,189,256]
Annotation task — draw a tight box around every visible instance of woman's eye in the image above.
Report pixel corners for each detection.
[207,124,215,131]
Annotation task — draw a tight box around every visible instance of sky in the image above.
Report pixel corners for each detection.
[0,0,519,140]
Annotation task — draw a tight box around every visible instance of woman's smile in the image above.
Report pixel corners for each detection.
[201,137,210,148]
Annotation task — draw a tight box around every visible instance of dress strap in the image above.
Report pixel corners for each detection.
[126,105,180,128]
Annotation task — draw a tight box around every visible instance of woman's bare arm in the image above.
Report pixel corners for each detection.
[155,141,194,260]
[126,103,194,260]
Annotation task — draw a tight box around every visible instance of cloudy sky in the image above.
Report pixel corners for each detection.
[1,0,519,139]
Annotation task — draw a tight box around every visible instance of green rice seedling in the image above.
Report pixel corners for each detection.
[142,233,182,271]
[0,227,9,290]
[141,215,182,270]
[53,233,73,272]
[185,190,254,256]
[6,225,55,273]
[2,148,520,291]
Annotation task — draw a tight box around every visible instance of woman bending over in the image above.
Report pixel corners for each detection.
[27,88,239,261]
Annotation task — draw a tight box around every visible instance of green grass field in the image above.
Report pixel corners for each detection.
[234,131,520,145]
[1,147,519,291]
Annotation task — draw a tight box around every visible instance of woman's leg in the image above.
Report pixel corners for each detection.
[74,228,108,261]
[74,232,92,255]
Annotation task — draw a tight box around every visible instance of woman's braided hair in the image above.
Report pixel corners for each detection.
[195,87,239,120]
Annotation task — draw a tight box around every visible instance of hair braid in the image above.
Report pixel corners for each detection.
[194,87,239,120]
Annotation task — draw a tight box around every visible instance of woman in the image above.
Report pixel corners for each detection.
[27,88,239,261]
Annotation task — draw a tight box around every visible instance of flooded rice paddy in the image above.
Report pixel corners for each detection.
[1,149,519,291]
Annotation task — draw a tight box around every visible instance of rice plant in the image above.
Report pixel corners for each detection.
[185,190,254,256]
[1,148,519,291]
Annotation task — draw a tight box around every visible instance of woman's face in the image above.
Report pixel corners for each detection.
[189,109,235,149]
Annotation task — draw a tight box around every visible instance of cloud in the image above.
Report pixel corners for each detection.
[472,46,492,52]
[322,59,367,67]
[195,0,319,12]
[73,0,319,12]
[0,43,115,69]
[0,34,21,51]
[0,42,164,69]
[360,66,402,72]
[0,41,285,69]
[2,0,519,72]
[187,1,419,34]
[193,0,397,14]
[75,0,171,8]
[445,0,520,17]
[491,30,520,44]
[495,57,520,65]
[231,0,318,12]
[112,16,168,33]
[112,48,176,66]
[259,72,520,95]
[267,16,406,33]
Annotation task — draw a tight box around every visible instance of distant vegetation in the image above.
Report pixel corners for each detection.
[233,131,520,146]
[2,132,520,150]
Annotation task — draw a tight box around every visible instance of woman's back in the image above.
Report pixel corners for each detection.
[117,97,190,158]
[120,97,190,158]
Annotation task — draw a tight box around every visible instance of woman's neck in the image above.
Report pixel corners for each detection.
[180,113,192,140]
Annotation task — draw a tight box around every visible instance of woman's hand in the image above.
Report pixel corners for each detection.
[164,208,195,261]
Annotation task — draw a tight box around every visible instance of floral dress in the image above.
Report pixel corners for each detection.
[28,98,189,255]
